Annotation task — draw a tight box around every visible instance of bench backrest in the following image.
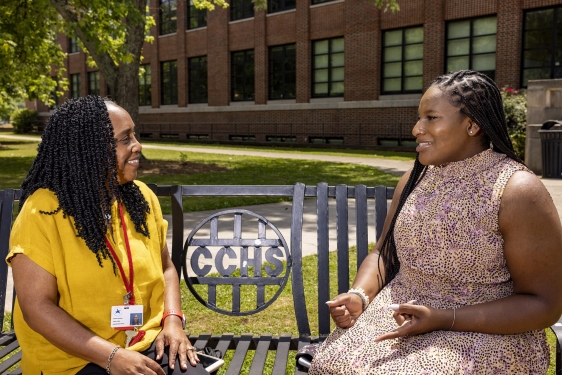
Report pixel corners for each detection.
[0,183,394,341]
[157,183,394,338]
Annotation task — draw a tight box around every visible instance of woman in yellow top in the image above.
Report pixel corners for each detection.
[7,96,209,375]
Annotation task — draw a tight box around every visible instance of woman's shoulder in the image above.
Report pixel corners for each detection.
[132,180,158,204]
[22,188,60,211]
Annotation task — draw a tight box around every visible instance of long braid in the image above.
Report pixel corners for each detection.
[377,156,427,287]
[377,70,521,287]
[19,96,150,269]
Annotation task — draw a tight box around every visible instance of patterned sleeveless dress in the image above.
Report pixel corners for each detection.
[309,149,549,374]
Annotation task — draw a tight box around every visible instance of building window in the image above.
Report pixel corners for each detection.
[88,72,100,96]
[68,36,79,53]
[188,0,207,29]
[382,26,423,94]
[522,6,562,87]
[269,44,296,100]
[230,0,254,21]
[446,16,497,79]
[312,37,344,98]
[139,64,152,106]
[161,60,178,105]
[188,56,208,103]
[160,0,177,35]
[268,0,295,14]
[70,74,81,98]
[231,50,255,101]
[311,0,334,4]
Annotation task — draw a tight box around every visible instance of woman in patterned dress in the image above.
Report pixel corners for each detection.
[309,70,562,374]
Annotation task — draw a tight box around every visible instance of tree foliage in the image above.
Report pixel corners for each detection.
[0,0,66,108]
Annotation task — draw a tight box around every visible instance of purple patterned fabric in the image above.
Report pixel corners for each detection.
[309,149,549,374]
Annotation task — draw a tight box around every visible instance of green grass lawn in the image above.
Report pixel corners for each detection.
[0,138,401,214]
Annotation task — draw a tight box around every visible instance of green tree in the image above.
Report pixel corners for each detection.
[0,1,66,108]
[1,0,399,124]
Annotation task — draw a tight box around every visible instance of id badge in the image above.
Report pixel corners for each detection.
[111,305,144,330]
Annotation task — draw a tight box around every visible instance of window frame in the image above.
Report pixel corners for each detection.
[311,37,345,98]
[159,0,178,35]
[68,36,79,53]
[268,0,295,14]
[230,0,254,21]
[160,60,178,105]
[231,49,255,102]
[187,0,207,29]
[381,25,424,95]
[268,44,296,100]
[445,15,498,80]
[188,56,208,104]
[70,73,81,99]
[139,64,152,106]
[520,5,562,87]
[87,71,100,96]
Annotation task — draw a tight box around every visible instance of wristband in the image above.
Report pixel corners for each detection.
[162,310,186,329]
[348,287,370,312]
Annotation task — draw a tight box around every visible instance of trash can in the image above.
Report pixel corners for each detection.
[539,120,562,179]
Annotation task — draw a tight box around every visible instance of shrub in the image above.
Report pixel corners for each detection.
[10,108,41,134]
[501,87,527,160]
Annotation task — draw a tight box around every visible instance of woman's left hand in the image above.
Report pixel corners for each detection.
[374,301,453,342]
[155,317,199,370]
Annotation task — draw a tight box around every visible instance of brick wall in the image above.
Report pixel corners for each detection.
[33,0,562,146]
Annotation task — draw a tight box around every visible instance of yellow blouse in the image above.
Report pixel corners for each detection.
[7,181,168,375]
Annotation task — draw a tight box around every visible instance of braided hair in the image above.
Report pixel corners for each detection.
[378,70,522,287]
[19,96,150,269]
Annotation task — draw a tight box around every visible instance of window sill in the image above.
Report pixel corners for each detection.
[186,26,207,33]
[229,17,255,24]
[158,33,177,38]
[310,0,344,9]
[266,8,296,17]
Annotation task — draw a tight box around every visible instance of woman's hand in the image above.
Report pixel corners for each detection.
[155,317,199,370]
[374,301,453,342]
[325,293,364,329]
[108,349,166,375]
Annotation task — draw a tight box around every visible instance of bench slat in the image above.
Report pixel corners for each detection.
[248,334,271,375]
[375,186,389,242]
[316,183,331,337]
[336,185,349,295]
[289,183,310,336]
[225,334,253,375]
[0,189,15,326]
[214,333,234,358]
[355,185,369,266]
[0,340,21,373]
[271,334,291,375]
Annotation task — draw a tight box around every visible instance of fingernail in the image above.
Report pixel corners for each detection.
[389,304,399,311]
[325,300,334,304]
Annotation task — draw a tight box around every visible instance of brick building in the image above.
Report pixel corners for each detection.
[33,0,562,148]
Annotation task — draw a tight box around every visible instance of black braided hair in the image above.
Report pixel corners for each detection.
[19,96,150,269]
[377,70,522,287]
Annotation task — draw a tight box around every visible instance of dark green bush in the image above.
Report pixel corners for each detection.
[10,108,41,134]
[501,87,527,160]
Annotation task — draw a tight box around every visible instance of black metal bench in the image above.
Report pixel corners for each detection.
[1,184,562,374]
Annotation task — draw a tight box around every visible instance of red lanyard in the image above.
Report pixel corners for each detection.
[104,203,135,305]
